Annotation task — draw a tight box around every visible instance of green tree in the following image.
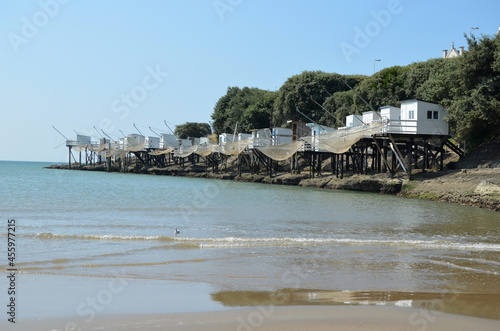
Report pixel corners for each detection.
[446,34,500,144]
[174,122,211,139]
[323,90,360,126]
[211,87,277,134]
[328,66,409,122]
[210,34,500,146]
[272,71,364,127]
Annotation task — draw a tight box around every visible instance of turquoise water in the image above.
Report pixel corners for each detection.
[1,161,499,320]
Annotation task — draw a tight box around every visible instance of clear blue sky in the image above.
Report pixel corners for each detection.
[1,0,499,162]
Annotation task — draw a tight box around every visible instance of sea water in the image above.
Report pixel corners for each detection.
[0,161,499,321]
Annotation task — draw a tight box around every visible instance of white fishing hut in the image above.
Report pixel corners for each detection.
[362,111,381,124]
[238,133,252,141]
[271,127,292,145]
[380,106,401,121]
[345,114,364,127]
[125,134,145,148]
[160,133,178,148]
[305,123,336,152]
[76,134,91,145]
[399,99,448,135]
[180,139,192,147]
[306,123,336,136]
[198,137,211,146]
[145,136,160,149]
[249,129,272,148]
[344,100,449,136]
[219,133,235,146]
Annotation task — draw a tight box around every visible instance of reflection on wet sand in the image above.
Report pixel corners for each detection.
[211,289,500,320]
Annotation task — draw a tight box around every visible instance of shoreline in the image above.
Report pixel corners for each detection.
[45,163,500,212]
[8,306,500,331]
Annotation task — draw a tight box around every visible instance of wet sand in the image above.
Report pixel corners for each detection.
[8,306,500,331]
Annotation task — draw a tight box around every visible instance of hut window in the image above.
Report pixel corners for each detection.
[427,110,439,119]
[409,110,415,120]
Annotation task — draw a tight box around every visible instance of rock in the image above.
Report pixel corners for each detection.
[325,176,383,192]
[277,174,309,186]
[299,177,333,188]
[381,179,403,194]
[206,173,235,180]
[82,164,106,171]
[260,174,309,186]
[235,175,265,183]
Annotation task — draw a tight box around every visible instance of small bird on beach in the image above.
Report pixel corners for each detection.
[174,227,180,235]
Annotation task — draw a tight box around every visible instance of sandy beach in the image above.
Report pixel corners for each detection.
[8,306,500,331]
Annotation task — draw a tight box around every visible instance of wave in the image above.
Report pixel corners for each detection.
[21,223,167,229]
[32,232,174,242]
[195,237,500,251]
[25,233,500,251]
[428,259,500,275]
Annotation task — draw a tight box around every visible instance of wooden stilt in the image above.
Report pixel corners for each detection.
[423,140,428,172]
[407,139,412,178]
[389,134,410,176]
[331,154,335,176]
[346,151,350,173]
[238,154,242,176]
[413,140,419,170]
[372,138,393,177]
[440,145,444,171]
[340,153,344,179]
[383,140,388,173]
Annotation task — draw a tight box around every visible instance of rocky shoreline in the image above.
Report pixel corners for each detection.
[45,162,500,212]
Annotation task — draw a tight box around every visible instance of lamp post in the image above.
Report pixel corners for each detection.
[373,59,381,74]
[470,27,479,38]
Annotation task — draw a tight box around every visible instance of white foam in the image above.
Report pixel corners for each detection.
[31,233,500,252]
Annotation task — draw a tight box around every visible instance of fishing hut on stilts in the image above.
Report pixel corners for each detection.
[60,96,463,178]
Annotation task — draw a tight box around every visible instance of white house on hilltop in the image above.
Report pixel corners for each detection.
[443,42,464,59]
